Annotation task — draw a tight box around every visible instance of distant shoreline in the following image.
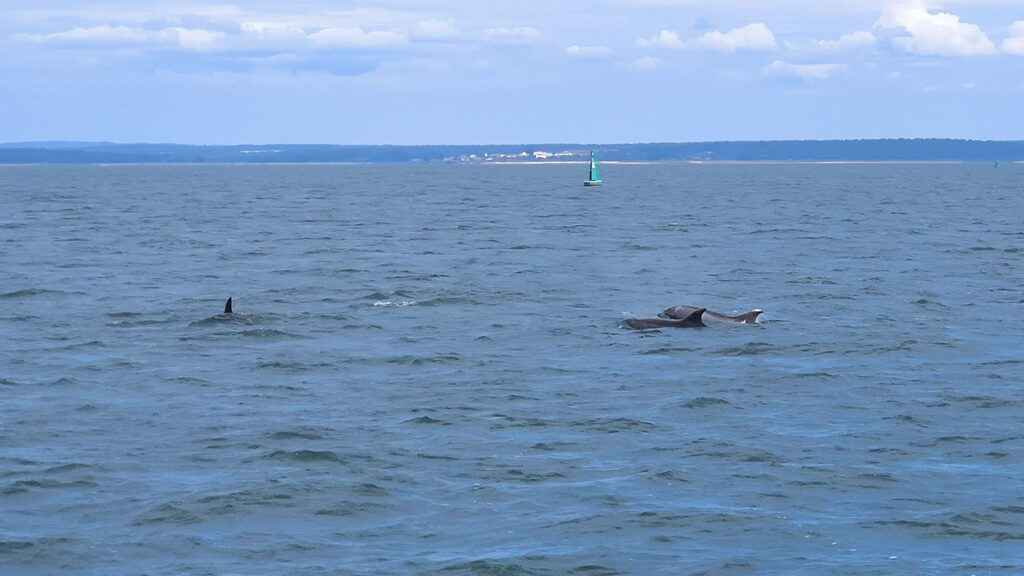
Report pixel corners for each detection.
[481,159,1005,165]
[0,160,1015,168]
[1,139,1020,164]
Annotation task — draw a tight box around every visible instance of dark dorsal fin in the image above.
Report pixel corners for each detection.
[683,308,706,324]
[224,297,233,314]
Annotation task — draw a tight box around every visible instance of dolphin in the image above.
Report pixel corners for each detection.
[189,297,256,326]
[623,307,706,329]
[658,305,762,325]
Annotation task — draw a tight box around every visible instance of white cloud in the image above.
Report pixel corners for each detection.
[19,8,462,56]
[875,0,997,56]
[411,19,458,41]
[637,30,684,49]
[479,26,540,44]
[695,23,777,52]
[173,28,225,52]
[308,27,406,49]
[638,23,776,52]
[29,25,161,47]
[765,60,846,80]
[1001,21,1024,56]
[239,22,308,42]
[815,30,876,52]
[566,45,611,56]
[27,24,225,52]
[630,56,662,71]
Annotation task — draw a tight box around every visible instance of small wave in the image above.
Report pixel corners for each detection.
[748,227,811,235]
[714,342,777,356]
[653,470,690,483]
[133,503,202,526]
[0,541,34,553]
[423,295,484,306]
[438,560,548,575]
[504,469,566,483]
[373,300,420,307]
[416,452,458,461]
[58,340,106,350]
[573,417,656,434]
[867,447,911,455]
[871,512,1024,541]
[405,416,448,425]
[3,478,100,495]
[638,346,699,355]
[107,316,180,328]
[364,289,417,300]
[785,276,839,286]
[355,483,389,497]
[0,314,40,322]
[740,450,783,464]
[385,353,461,365]
[488,414,549,429]
[941,394,1016,409]
[180,328,294,342]
[682,397,732,409]
[621,242,658,251]
[531,441,578,452]
[510,243,556,250]
[886,414,929,427]
[44,463,92,474]
[793,371,840,379]
[188,312,258,327]
[264,449,345,463]
[268,429,326,441]
[315,501,390,517]
[0,288,62,299]
[257,361,310,371]
[166,376,213,387]
[238,328,302,339]
[913,298,951,311]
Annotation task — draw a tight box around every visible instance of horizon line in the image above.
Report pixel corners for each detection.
[4,137,1024,148]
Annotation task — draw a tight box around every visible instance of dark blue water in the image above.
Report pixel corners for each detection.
[2,162,1022,575]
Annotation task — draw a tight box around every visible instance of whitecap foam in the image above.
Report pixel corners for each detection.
[373,300,419,307]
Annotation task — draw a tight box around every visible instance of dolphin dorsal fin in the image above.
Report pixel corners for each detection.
[684,308,706,324]
[224,297,233,314]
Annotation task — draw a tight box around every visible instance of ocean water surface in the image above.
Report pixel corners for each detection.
[1,162,1022,575]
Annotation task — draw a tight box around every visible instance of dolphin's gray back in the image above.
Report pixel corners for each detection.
[624,307,706,329]
[658,305,702,320]
[659,305,762,325]
[702,309,762,324]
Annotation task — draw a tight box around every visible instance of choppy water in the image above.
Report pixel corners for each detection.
[1,162,1022,575]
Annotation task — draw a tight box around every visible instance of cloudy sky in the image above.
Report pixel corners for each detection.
[2,1,1022,144]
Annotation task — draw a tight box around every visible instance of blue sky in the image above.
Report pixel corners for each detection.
[2,1,1022,144]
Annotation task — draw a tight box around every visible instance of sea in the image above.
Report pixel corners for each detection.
[1,161,1022,575]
